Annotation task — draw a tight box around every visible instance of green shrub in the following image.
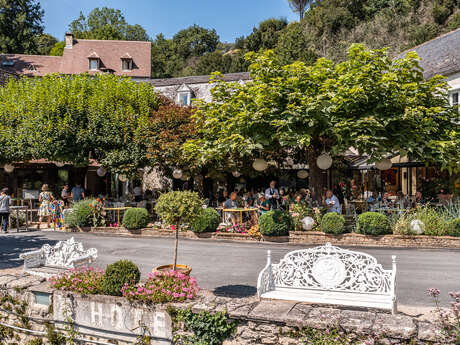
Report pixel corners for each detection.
[190,208,220,233]
[393,206,449,236]
[432,3,451,24]
[259,210,293,236]
[155,191,203,227]
[448,11,460,30]
[356,212,391,235]
[447,218,460,237]
[321,212,346,234]
[102,260,141,296]
[122,208,150,230]
[64,199,94,227]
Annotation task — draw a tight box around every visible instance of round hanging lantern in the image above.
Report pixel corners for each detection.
[55,162,65,168]
[172,169,183,179]
[180,172,190,181]
[3,164,14,173]
[118,174,128,182]
[96,167,106,177]
[316,153,332,170]
[232,171,241,178]
[375,158,392,171]
[297,170,309,179]
[252,159,268,172]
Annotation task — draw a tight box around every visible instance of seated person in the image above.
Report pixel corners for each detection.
[325,190,342,214]
[367,192,378,211]
[223,192,239,225]
[256,194,271,215]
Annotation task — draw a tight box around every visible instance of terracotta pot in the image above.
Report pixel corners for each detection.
[153,264,192,276]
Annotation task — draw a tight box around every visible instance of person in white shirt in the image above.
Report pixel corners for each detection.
[265,181,279,209]
[325,190,342,214]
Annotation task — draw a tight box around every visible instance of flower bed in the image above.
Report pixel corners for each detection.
[49,265,200,304]
[122,270,199,303]
[217,223,247,234]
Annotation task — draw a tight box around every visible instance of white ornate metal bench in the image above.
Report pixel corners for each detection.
[257,243,397,313]
[19,237,98,277]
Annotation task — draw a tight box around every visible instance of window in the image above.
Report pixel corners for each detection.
[452,92,459,106]
[89,58,99,71]
[1,61,14,67]
[178,92,190,106]
[122,59,133,71]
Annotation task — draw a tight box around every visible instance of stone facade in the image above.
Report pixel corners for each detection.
[0,271,454,344]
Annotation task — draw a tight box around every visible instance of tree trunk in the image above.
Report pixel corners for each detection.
[173,226,179,271]
[307,147,324,203]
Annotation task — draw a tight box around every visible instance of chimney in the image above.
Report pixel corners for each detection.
[65,33,74,49]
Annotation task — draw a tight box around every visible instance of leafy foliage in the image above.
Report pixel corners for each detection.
[0,74,161,176]
[34,33,58,55]
[64,200,94,227]
[259,210,293,236]
[172,309,237,345]
[185,46,458,196]
[69,7,149,41]
[321,212,346,234]
[393,206,450,235]
[122,208,150,230]
[155,191,203,227]
[190,208,220,233]
[356,212,391,235]
[102,260,141,296]
[448,218,460,237]
[0,0,44,54]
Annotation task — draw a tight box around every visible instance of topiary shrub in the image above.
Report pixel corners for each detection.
[65,199,94,227]
[356,212,391,235]
[102,260,141,296]
[321,212,346,234]
[447,218,460,237]
[259,210,293,236]
[190,208,220,233]
[122,208,150,230]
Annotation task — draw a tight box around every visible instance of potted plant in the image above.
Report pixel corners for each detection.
[154,190,203,274]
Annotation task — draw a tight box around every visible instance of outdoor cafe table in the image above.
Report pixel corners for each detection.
[222,208,258,224]
[103,206,132,225]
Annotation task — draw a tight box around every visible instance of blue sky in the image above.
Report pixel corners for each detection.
[40,0,298,42]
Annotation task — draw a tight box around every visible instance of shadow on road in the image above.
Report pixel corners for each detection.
[0,233,58,270]
[213,284,257,298]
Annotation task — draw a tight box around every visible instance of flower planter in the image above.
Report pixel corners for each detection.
[213,232,258,241]
[153,264,192,276]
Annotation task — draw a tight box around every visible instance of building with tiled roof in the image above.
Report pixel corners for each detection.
[0,33,151,79]
[399,28,460,108]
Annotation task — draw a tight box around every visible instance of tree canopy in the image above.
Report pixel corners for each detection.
[0,74,161,175]
[0,0,44,54]
[184,45,459,194]
[69,7,150,41]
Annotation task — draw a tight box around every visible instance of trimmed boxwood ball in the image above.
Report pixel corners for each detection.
[191,208,220,233]
[122,207,150,230]
[356,212,391,235]
[102,260,141,296]
[448,218,460,237]
[259,210,293,236]
[321,212,346,234]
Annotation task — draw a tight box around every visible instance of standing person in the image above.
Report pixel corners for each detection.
[61,184,71,207]
[38,184,54,229]
[325,190,342,214]
[0,188,11,233]
[71,183,85,202]
[265,180,280,209]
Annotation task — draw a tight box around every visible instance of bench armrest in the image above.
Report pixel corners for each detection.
[257,250,275,297]
[20,249,44,269]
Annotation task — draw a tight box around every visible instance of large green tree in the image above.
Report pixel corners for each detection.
[0,0,44,54]
[184,45,459,197]
[0,74,160,176]
[34,33,57,55]
[69,7,150,41]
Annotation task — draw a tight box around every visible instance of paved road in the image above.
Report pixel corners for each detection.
[1,231,459,307]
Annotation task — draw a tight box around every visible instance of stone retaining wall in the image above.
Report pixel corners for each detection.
[66,226,460,249]
[0,272,453,344]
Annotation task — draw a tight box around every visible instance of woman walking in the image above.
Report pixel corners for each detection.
[38,184,54,229]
